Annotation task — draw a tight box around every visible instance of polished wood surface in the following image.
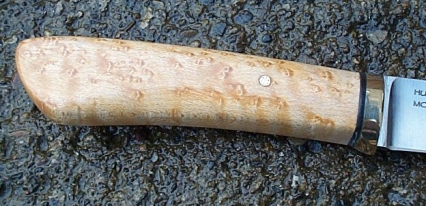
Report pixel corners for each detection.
[16,36,361,145]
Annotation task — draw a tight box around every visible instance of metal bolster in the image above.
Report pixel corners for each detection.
[352,75,384,155]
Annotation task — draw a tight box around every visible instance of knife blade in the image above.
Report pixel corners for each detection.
[14,36,426,155]
[377,77,426,153]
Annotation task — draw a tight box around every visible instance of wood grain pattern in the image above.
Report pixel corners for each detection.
[15,36,361,145]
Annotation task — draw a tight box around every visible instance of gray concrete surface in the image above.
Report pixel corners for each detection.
[1,0,426,205]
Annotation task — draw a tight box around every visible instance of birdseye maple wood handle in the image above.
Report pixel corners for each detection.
[16,36,363,145]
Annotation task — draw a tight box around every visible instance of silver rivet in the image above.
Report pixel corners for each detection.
[259,75,271,87]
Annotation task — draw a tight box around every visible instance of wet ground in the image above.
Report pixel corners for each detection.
[1,0,426,205]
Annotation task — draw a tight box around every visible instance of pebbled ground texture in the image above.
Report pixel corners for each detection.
[1,0,426,205]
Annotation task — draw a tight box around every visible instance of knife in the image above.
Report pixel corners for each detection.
[14,36,426,155]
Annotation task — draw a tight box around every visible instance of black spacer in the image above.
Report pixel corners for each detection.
[349,72,367,146]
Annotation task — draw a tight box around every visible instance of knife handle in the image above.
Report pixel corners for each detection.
[16,37,367,146]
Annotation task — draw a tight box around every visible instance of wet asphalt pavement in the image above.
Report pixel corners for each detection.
[1,0,426,205]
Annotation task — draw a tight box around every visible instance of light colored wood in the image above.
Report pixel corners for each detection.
[15,36,361,145]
